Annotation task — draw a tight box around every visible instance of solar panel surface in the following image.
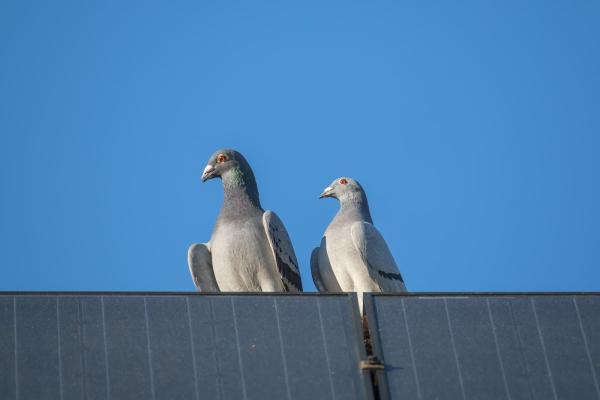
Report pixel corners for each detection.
[364,293,600,400]
[0,293,373,400]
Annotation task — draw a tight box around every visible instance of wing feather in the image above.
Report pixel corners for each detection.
[187,243,220,292]
[350,221,407,292]
[263,211,303,292]
[310,247,327,292]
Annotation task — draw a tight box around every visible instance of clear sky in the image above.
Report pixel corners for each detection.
[1,1,599,293]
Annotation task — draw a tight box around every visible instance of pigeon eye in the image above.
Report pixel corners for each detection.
[216,154,228,163]
[339,178,348,185]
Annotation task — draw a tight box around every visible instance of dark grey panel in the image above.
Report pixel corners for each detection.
[446,298,506,399]
[367,294,600,400]
[79,296,110,400]
[186,294,371,400]
[275,296,343,398]
[16,296,61,400]
[377,297,464,400]
[188,296,245,400]
[230,296,290,399]
[487,297,536,399]
[56,297,85,400]
[0,293,371,400]
[102,296,154,399]
[0,297,16,399]
[304,295,369,400]
[533,296,599,399]
[145,296,197,400]
[576,296,600,393]
[504,296,556,399]
[364,296,418,399]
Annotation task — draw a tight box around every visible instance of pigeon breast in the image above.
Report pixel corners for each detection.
[210,213,285,291]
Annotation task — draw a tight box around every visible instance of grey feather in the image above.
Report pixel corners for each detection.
[350,221,406,292]
[310,247,327,292]
[187,243,220,292]
[263,211,303,291]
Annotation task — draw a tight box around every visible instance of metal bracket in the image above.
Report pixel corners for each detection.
[360,355,385,371]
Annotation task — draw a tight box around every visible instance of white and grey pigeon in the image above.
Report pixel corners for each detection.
[311,177,406,310]
[188,149,303,292]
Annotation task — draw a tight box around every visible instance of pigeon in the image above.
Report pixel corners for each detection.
[188,149,303,292]
[311,177,406,310]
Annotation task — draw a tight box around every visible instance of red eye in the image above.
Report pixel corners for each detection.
[339,178,348,185]
[216,154,228,163]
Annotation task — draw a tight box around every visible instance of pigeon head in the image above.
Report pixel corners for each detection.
[201,148,261,206]
[319,177,364,200]
[320,177,372,222]
[202,149,253,182]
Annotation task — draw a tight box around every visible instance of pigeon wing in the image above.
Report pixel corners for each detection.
[350,221,407,292]
[263,211,303,292]
[187,243,220,292]
[310,247,327,292]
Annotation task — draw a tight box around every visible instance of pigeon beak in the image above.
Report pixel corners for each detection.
[319,186,335,199]
[201,164,216,182]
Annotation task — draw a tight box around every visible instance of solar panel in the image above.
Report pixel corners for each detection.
[0,293,373,400]
[364,293,600,400]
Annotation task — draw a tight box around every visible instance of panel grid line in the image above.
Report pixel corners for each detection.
[508,300,535,399]
[77,299,88,400]
[573,297,600,399]
[508,300,535,400]
[444,299,466,400]
[486,299,512,400]
[273,298,292,400]
[209,299,223,400]
[337,299,357,397]
[100,296,111,400]
[143,297,156,400]
[185,297,200,400]
[316,297,337,400]
[400,298,422,400]
[231,297,248,400]
[13,297,19,400]
[531,298,558,400]
[56,298,64,400]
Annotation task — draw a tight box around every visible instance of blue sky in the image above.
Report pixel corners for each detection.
[1,1,599,292]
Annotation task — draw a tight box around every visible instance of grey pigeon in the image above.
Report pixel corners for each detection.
[188,149,303,292]
[311,177,406,309]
